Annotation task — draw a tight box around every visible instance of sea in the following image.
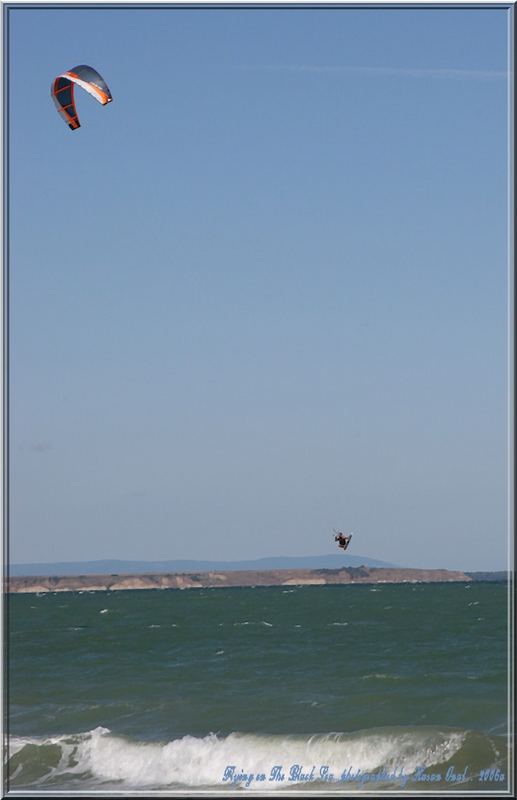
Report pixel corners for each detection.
[6,581,511,794]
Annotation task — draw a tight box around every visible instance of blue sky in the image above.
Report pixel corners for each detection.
[8,5,511,570]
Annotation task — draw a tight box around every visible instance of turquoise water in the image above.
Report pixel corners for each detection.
[6,582,511,792]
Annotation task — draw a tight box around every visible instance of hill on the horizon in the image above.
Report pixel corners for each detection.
[9,553,396,577]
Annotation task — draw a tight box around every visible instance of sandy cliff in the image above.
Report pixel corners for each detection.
[7,566,477,594]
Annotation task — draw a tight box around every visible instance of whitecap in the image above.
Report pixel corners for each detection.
[233,620,273,627]
[6,726,467,790]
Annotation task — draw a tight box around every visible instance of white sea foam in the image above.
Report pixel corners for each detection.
[7,726,468,790]
[233,621,273,627]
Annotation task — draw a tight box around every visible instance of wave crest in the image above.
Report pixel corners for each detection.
[7,725,503,790]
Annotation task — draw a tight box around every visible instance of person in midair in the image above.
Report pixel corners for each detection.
[334,532,352,551]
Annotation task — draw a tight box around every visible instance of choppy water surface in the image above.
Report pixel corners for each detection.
[7,582,511,792]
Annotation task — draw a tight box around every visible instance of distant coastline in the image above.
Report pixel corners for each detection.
[7,566,507,594]
[8,553,396,577]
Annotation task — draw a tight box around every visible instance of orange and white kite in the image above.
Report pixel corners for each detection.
[51,65,112,130]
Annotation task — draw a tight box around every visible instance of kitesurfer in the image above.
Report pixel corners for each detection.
[334,532,352,551]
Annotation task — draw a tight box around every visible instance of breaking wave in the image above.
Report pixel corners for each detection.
[6,725,507,791]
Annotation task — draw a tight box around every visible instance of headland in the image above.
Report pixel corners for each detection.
[6,566,506,594]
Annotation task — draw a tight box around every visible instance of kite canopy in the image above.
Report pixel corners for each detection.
[51,65,112,130]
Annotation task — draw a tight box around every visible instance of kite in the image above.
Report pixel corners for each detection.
[51,65,112,130]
